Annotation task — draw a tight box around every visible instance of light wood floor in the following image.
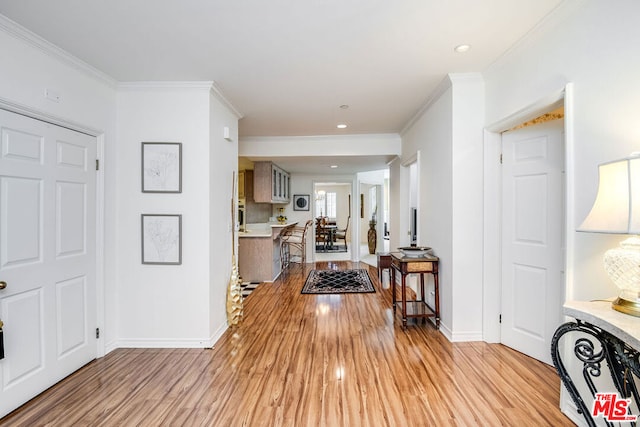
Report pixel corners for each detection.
[2,261,573,426]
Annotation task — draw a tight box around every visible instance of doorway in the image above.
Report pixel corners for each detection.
[482,86,575,365]
[357,169,389,266]
[313,182,351,262]
[0,108,99,417]
[500,116,565,365]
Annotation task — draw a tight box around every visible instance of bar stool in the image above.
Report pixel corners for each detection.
[280,220,312,268]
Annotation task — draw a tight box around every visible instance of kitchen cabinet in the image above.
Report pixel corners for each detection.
[238,223,296,282]
[253,161,290,203]
[238,170,253,200]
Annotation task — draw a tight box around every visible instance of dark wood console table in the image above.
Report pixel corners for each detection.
[390,252,439,329]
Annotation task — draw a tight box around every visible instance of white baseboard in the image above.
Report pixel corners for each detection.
[115,338,216,348]
[110,323,229,350]
[437,323,483,342]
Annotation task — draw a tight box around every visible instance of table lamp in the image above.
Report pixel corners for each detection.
[579,153,640,316]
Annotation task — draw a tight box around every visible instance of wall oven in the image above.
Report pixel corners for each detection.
[238,199,246,232]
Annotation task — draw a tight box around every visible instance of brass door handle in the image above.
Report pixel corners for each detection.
[0,281,6,290]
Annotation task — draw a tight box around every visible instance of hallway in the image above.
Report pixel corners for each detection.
[3,262,571,426]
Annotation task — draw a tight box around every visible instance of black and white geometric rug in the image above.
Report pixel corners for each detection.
[301,269,375,294]
[241,282,260,300]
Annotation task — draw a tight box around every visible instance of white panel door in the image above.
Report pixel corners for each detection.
[0,109,97,417]
[501,119,564,365]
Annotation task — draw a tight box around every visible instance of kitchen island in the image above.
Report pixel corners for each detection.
[238,222,297,282]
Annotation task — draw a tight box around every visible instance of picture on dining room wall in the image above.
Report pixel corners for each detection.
[141,142,182,193]
[141,214,182,265]
[293,194,310,211]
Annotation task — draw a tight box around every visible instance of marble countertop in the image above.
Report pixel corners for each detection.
[564,299,640,351]
[238,222,298,238]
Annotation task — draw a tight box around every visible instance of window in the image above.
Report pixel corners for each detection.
[315,191,337,218]
[326,192,337,218]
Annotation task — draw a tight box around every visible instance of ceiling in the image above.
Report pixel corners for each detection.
[0,0,563,140]
[0,1,564,176]
[242,154,395,175]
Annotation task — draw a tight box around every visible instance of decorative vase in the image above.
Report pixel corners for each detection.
[368,220,377,254]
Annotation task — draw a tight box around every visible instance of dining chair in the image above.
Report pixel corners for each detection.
[315,217,329,251]
[334,216,350,251]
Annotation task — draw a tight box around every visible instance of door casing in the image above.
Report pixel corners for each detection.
[0,99,106,358]
[482,84,576,343]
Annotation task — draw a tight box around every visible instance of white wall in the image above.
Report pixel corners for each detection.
[0,19,118,352]
[115,83,236,347]
[483,3,640,420]
[484,0,640,302]
[208,91,240,341]
[401,81,455,337]
[0,16,241,352]
[315,183,351,227]
[388,159,404,252]
[450,74,485,339]
[399,73,485,341]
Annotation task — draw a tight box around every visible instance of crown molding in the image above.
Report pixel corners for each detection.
[118,81,215,90]
[211,81,243,120]
[484,0,589,76]
[0,14,117,88]
[240,133,401,146]
[118,81,243,119]
[400,75,452,136]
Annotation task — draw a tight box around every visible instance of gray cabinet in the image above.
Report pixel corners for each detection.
[253,161,290,203]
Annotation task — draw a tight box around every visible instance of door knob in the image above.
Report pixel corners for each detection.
[0,281,6,290]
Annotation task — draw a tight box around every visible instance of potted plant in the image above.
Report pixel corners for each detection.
[277,207,287,224]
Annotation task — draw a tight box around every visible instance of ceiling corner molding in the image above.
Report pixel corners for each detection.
[448,72,484,83]
[0,14,117,88]
[117,81,215,90]
[210,82,243,120]
[400,75,452,136]
[0,95,102,137]
[484,0,589,76]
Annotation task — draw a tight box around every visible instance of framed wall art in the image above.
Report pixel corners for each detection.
[293,194,310,211]
[141,214,182,265]
[141,142,182,193]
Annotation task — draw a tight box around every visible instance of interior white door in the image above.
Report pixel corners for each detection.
[0,109,97,417]
[501,119,564,365]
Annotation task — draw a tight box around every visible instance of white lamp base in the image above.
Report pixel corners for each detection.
[605,236,640,317]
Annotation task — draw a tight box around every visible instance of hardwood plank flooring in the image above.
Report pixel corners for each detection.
[1,261,573,426]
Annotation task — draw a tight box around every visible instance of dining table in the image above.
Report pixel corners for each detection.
[319,225,337,251]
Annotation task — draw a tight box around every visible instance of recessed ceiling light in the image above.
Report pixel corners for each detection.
[330,165,338,169]
[454,44,471,53]
[337,124,347,129]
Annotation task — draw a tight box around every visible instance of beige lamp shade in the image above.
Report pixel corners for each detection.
[578,155,640,234]
[579,154,640,316]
